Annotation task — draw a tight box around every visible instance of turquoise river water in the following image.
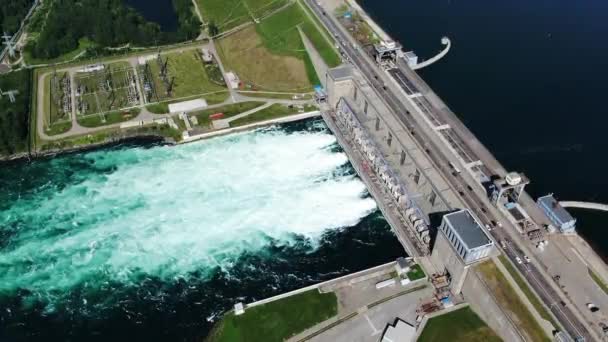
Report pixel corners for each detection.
[0,119,405,341]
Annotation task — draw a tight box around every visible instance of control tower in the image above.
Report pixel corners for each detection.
[373,40,402,66]
[489,172,529,205]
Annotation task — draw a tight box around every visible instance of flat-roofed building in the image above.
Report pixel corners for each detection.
[381,319,416,342]
[431,209,495,293]
[537,194,576,234]
[440,209,494,264]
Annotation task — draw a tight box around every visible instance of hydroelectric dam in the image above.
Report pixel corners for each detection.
[304,0,602,340]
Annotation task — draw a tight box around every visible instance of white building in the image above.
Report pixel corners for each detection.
[381,319,416,342]
[225,71,240,89]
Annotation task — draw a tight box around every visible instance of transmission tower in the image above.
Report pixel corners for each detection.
[0,88,19,103]
[2,32,16,58]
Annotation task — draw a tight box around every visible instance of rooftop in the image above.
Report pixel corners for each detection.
[538,194,575,224]
[327,65,353,82]
[381,319,415,342]
[444,209,492,249]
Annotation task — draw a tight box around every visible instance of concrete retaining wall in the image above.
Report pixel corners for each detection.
[462,269,525,342]
[246,261,396,309]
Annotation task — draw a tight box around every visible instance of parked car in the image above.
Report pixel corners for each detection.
[587,303,600,313]
[524,255,531,263]
[515,256,523,264]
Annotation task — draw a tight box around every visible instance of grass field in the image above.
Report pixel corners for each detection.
[257,3,339,72]
[39,123,182,151]
[406,264,426,280]
[216,2,341,91]
[217,26,312,91]
[145,50,227,102]
[230,103,316,127]
[77,108,140,128]
[418,307,502,342]
[197,0,289,32]
[296,0,341,67]
[207,289,337,342]
[45,121,72,136]
[191,101,265,127]
[588,268,608,295]
[477,260,550,342]
[238,91,313,100]
[498,255,559,328]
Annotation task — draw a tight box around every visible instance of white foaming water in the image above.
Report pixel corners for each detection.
[0,126,377,293]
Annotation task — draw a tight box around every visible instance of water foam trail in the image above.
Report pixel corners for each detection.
[0,125,377,295]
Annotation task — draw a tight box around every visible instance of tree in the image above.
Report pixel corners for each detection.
[208,21,219,37]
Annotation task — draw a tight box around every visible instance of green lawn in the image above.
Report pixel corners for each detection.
[297,0,342,67]
[418,307,502,342]
[146,102,170,114]
[77,108,141,128]
[191,101,265,127]
[207,289,337,342]
[588,268,608,295]
[197,0,289,32]
[406,264,426,280]
[39,123,182,151]
[45,121,72,136]
[498,255,559,328]
[230,103,316,127]
[238,91,313,100]
[258,3,340,70]
[477,261,550,342]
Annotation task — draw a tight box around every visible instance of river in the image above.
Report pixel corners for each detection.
[0,119,405,341]
[358,0,608,256]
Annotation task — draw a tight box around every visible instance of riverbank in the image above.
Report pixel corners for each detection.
[1,110,322,164]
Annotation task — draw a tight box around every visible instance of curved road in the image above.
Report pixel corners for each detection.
[560,201,608,212]
[411,37,451,70]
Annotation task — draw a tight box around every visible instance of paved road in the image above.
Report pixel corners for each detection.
[304,0,594,340]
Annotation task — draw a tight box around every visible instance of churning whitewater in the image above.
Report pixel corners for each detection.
[1,125,375,292]
[0,120,404,341]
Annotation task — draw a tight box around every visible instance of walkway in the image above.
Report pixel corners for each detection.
[411,37,451,70]
[560,201,608,212]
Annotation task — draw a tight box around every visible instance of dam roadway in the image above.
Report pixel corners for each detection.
[305,0,595,341]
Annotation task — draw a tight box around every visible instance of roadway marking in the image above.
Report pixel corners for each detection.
[571,247,588,267]
[363,313,381,336]
[433,124,450,131]
[465,160,483,168]
[408,93,423,99]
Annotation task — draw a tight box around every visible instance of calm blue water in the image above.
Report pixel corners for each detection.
[358,0,608,255]
[124,0,179,32]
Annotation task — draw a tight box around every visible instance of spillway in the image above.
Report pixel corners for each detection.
[0,119,405,341]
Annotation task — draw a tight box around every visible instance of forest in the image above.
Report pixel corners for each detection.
[0,0,33,34]
[28,0,200,60]
[0,69,31,156]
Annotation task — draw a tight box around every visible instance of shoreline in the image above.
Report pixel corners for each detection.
[0,111,322,164]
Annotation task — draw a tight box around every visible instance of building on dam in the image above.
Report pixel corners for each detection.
[324,65,497,295]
